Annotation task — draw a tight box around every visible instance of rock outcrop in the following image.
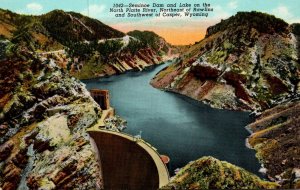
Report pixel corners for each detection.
[247,100,300,189]
[162,156,278,189]
[151,12,299,111]
[72,46,172,79]
[69,31,176,79]
[0,50,103,189]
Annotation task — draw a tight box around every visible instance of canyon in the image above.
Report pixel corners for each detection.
[0,9,299,190]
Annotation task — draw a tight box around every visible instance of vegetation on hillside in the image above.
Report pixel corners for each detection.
[97,40,123,61]
[128,30,164,51]
[0,9,174,79]
[162,156,278,189]
[0,8,125,51]
[124,38,146,55]
[152,11,298,111]
[206,11,289,37]
[40,10,124,45]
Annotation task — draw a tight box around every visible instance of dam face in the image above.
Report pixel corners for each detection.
[88,130,169,190]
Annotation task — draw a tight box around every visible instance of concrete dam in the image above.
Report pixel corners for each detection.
[88,129,170,190]
[89,89,169,189]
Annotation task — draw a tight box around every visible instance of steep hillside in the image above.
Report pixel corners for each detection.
[0,9,176,79]
[247,100,300,188]
[162,156,278,189]
[128,30,170,53]
[0,9,18,39]
[151,11,299,111]
[0,45,103,189]
[68,31,175,79]
[40,10,124,45]
[0,8,124,51]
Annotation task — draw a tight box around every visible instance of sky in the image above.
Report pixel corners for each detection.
[1,0,300,45]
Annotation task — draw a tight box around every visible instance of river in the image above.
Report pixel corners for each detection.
[82,61,261,176]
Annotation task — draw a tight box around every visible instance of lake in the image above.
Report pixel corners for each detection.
[82,61,261,176]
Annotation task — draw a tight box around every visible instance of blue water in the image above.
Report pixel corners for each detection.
[82,61,261,176]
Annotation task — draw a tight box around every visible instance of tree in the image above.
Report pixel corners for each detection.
[97,39,123,61]
[124,39,145,55]
[67,42,94,61]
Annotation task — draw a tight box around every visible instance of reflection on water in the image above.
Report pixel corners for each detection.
[83,62,261,176]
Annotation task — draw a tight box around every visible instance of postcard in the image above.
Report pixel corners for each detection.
[0,0,299,189]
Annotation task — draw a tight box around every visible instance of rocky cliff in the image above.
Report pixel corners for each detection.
[151,12,299,111]
[0,46,103,189]
[247,100,300,188]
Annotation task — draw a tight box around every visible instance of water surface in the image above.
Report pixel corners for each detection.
[83,61,260,175]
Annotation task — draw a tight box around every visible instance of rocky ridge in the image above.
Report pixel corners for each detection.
[0,48,103,189]
[151,12,299,112]
[68,30,175,79]
[247,99,300,188]
[0,9,175,80]
[152,12,300,189]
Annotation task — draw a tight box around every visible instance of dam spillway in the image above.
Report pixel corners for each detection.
[88,129,170,190]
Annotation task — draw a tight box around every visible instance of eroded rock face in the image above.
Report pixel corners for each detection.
[151,12,299,111]
[247,100,300,189]
[69,37,175,79]
[153,11,300,189]
[162,156,278,189]
[98,47,168,78]
[0,52,103,189]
